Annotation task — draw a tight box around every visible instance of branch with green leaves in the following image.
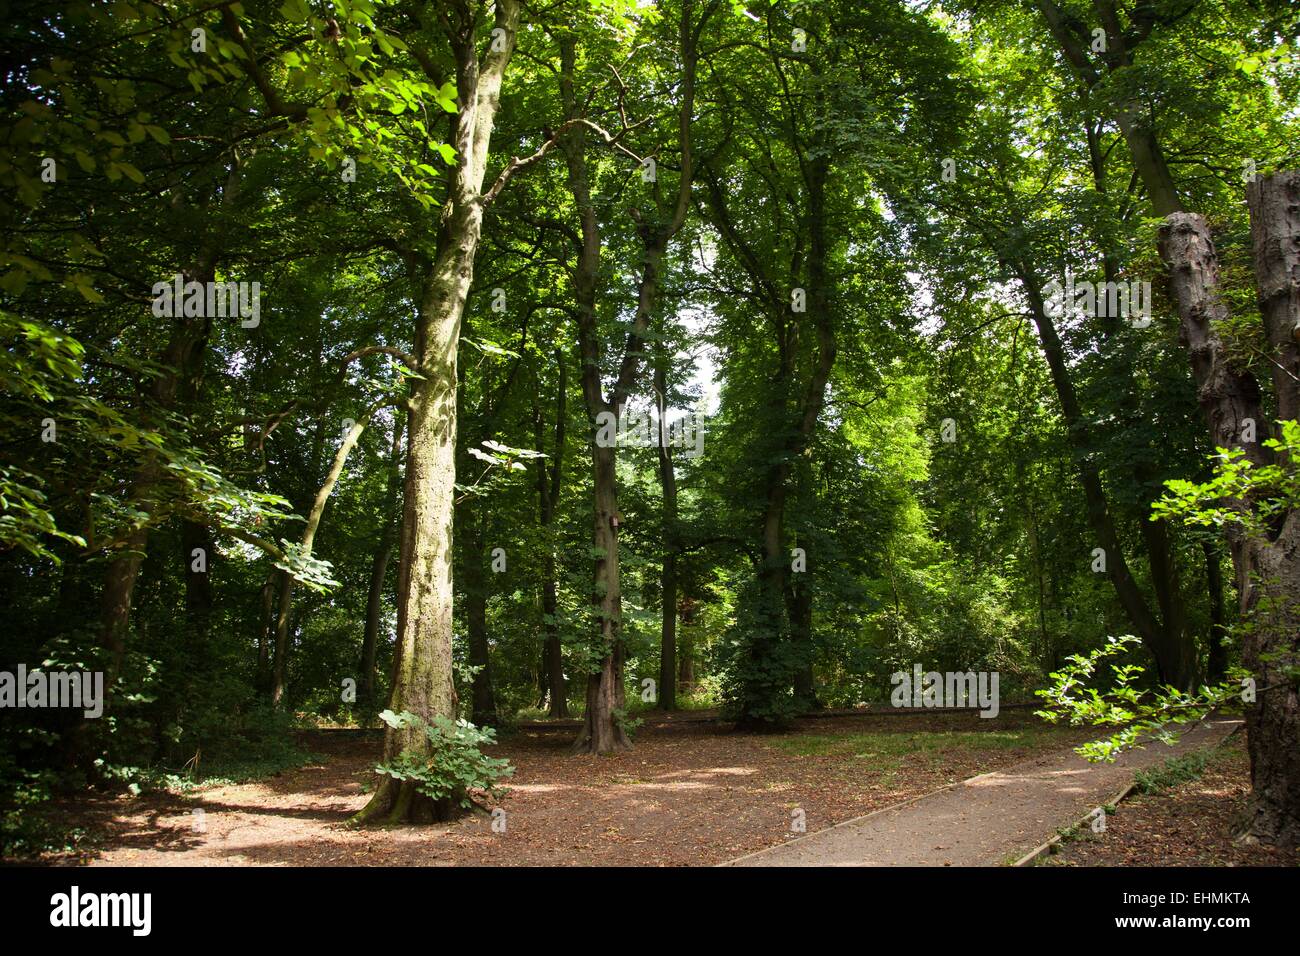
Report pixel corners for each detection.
[1035,635,1246,762]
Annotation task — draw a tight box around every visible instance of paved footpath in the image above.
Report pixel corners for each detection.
[726,718,1241,867]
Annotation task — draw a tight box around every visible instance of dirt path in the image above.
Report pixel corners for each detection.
[725,718,1242,867]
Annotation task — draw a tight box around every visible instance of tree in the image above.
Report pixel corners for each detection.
[354,0,522,824]
[546,0,714,752]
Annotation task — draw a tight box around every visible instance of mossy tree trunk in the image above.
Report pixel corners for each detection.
[354,0,519,825]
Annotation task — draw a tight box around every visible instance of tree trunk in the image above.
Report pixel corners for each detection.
[255,571,275,693]
[354,279,467,823]
[788,541,817,712]
[557,0,706,752]
[1138,514,1197,689]
[654,358,678,711]
[732,156,836,730]
[269,569,293,707]
[99,305,211,684]
[360,544,390,712]
[1158,171,1300,845]
[572,442,631,753]
[733,460,791,732]
[96,150,243,693]
[534,353,568,718]
[353,0,519,824]
[272,411,372,706]
[1020,274,1188,682]
[678,621,695,692]
[1203,540,1228,684]
[462,502,498,726]
[1238,171,1300,845]
[658,547,678,712]
[541,592,566,717]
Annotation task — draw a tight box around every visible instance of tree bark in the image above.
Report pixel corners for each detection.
[572,441,632,753]
[97,152,244,692]
[99,299,212,684]
[722,154,836,729]
[788,532,817,712]
[1239,171,1300,845]
[1020,273,1194,684]
[678,613,695,692]
[462,501,498,726]
[1137,513,1197,689]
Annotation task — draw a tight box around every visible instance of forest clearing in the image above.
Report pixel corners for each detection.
[29,710,1211,867]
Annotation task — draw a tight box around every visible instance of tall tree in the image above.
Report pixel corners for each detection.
[550,0,713,752]
[355,0,522,824]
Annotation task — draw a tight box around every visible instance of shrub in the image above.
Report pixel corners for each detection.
[374,710,512,809]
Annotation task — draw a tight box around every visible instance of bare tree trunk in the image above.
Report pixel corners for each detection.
[361,546,391,708]
[359,346,461,822]
[1238,171,1300,845]
[678,620,695,692]
[97,152,244,693]
[541,596,566,717]
[269,569,293,706]
[1020,274,1189,682]
[726,155,836,730]
[272,409,375,706]
[99,307,211,683]
[1138,515,1197,689]
[557,1,708,752]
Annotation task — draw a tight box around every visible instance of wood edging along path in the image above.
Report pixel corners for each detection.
[1010,721,1245,867]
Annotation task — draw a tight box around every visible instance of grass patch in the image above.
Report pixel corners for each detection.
[767,727,1064,766]
[1133,749,1212,795]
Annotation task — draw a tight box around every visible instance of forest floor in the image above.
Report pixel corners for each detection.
[37,708,1104,866]
[1042,731,1299,867]
[727,717,1240,866]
